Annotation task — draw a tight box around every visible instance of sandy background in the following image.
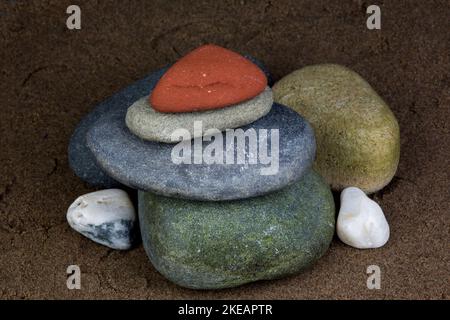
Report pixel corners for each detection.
[0,0,448,299]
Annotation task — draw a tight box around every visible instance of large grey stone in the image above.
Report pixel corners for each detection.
[68,67,168,187]
[86,103,316,201]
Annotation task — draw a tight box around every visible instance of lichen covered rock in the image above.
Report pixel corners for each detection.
[138,170,335,289]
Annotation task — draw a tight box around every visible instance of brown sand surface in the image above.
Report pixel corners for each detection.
[0,0,448,299]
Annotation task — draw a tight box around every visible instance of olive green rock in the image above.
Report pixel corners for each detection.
[138,170,335,289]
[273,64,400,193]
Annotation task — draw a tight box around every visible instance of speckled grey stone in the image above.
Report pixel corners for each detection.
[125,87,273,143]
[86,102,316,201]
[138,169,335,289]
[68,67,168,187]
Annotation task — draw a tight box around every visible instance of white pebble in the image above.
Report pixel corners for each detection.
[67,189,136,250]
[337,187,389,249]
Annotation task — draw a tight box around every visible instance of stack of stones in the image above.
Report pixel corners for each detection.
[69,45,336,289]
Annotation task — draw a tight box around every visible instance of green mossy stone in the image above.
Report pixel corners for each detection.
[138,170,335,289]
[273,64,400,193]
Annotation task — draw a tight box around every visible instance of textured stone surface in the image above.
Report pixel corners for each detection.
[68,67,168,187]
[87,103,316,201]
[125,87,273,143]
[66,189,137,250]
[151,44,267,112]
[138,170,335,289]
[273,64,400,193]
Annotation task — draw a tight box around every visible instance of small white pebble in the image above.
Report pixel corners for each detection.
[67,189,136,250]
[337,187,389,249]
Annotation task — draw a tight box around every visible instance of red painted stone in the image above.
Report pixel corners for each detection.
[150,44,267,113]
